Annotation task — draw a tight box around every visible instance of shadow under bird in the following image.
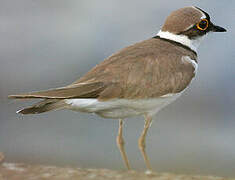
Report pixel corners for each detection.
[9,6,226,171]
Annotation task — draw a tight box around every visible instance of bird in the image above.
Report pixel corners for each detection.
[9,6,226,171]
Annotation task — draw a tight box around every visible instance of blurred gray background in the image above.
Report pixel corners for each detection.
[0,0,235,177]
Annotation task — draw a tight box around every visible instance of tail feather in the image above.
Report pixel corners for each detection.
[17,99,66,114]
[9,82,107,114]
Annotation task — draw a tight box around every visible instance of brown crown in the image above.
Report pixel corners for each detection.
[161,7,204,34]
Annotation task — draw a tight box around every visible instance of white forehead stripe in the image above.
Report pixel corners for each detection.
[192,6,206,19]
[183,7,207,31]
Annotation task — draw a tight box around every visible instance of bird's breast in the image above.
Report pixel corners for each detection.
[65,93,182,119]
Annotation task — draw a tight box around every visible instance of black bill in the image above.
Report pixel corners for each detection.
[211,24,227,32]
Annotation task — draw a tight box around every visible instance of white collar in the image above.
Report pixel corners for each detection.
[157,30,205,52]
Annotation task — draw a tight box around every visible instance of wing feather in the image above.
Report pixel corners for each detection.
[9,38,197,101]
[9,82,106,99]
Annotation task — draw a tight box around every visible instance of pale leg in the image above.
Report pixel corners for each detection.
[116,119,131,170]
[138,114,153,170]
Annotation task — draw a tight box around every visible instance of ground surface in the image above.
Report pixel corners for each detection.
[0,152,234,180]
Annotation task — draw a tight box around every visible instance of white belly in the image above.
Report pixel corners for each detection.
[65,93,182,119]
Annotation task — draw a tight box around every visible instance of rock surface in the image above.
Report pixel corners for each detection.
[0,161,234,180]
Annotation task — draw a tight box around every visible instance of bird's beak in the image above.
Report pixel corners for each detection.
[210,23,227,32]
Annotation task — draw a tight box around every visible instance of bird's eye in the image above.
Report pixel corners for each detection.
[196,19,209,31]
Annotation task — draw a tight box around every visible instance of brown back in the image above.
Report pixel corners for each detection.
[73,37,197,100]
[10,38,197,100]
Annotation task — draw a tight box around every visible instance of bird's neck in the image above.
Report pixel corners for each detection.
[157,30,204,52]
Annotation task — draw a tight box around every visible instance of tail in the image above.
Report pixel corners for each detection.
[8,82,106,114]
[16,99,67,114]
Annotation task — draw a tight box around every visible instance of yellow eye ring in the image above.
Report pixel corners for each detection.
[196,19,209,31]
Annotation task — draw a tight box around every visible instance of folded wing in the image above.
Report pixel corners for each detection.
[8,82,106,99]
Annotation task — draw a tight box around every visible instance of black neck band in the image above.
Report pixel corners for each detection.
[153,35,197,56]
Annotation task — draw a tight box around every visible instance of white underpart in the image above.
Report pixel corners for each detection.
[157,30,205,52]
[65,93,182,119]
[182,56,198,74]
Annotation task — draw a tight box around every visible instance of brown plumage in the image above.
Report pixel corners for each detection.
[16,99,67,114]
[161,6,203,33]
[9,37,197,114]
[8,6,226,171]
[74,38,197,99]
